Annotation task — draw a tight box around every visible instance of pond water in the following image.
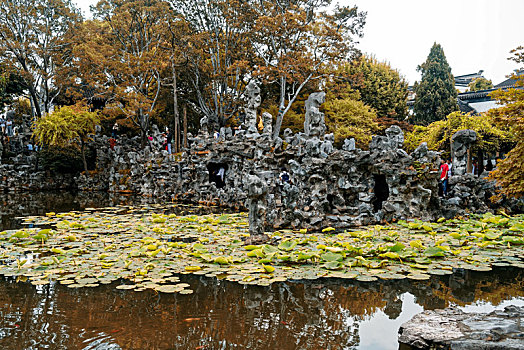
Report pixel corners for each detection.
[0,192,523,350]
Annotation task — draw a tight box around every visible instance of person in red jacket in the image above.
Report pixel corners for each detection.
[439,159,449,197]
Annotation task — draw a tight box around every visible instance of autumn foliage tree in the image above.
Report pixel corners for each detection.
[250,1,366,138]
[333,56,408,121]
[487,47,524,199]
[0,0,81,118]
[168,0,258,130]
[323,96,379,148]
[85,0,174,146]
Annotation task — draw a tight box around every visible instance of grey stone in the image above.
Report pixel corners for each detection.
[244,81,261,131]
[399,306,524,350]
[304,92,326,138]
[452,129,477,176]
[342,138,356,151]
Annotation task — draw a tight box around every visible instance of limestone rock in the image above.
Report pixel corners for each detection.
[399,306,524,350]
[304,92,326,138]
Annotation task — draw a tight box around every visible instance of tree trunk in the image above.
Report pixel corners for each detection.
[140,129,146,149]
[272,76,287,140]
[27,85,42,119]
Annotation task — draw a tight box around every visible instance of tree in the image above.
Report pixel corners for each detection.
[333,56,408,121]
[33,105,100,173]
[168,0,257,130]
[88,0,173,146]
[487,47,524,199]
[323,96,379,148]
[0,0,81,118]
[250,1,366,139]
[468,77,493,92]
[0,62,27,110]
[412,43,458,125]
[404,111,513,155]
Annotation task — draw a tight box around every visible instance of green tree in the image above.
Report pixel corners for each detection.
[33,105,100,173]
[404,111,513,155]
[413,43,458,125]
[468,77,493,91]
[487,47,524,199]
[334,56,408,121]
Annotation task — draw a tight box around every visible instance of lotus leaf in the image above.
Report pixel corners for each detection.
[277,240,297,251]
[424,246,445,257]
[321,252,343,262]
[263,265,275,273]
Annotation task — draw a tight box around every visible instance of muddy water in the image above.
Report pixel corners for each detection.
[0,192,523,350]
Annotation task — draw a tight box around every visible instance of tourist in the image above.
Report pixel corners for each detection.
[6,118,12,137]
[0,117,5,135]
[439,159,449,197]
[217,167,225,182]
[471,160,477,176]
[447,159,452,178]
[279,167,291,185]
[166,128,173,154]
[112,122,119,138]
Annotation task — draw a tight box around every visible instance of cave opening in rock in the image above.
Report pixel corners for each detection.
[207,162,228,189]
[372,174,389,212]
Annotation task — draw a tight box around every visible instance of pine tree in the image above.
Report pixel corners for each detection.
[412,43,458,125]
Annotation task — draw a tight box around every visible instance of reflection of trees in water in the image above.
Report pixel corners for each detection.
[0,268,522,349]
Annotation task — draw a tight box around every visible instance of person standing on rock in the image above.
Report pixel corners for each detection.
[439,159,449,197]
[6,118,12,137]
[112,123,119,138]
[166,128,173,154]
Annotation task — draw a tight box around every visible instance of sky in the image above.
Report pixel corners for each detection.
[74,0,524,85]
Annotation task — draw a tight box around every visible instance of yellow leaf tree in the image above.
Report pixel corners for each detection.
[33,105,100,173]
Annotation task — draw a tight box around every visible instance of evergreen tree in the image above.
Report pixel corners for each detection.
[412,43,458,125]
[468,77,493,91]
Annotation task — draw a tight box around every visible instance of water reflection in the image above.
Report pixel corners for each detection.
[0,191,522,349]
[0,268,521,350]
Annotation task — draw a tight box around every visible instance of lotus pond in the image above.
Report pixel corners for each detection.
[0,192,523,349]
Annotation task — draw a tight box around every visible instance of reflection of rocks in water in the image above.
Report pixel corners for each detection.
[384,296,403,320]
[0,268,521,349]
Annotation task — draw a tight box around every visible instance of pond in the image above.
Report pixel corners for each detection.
[0,192,523,350]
